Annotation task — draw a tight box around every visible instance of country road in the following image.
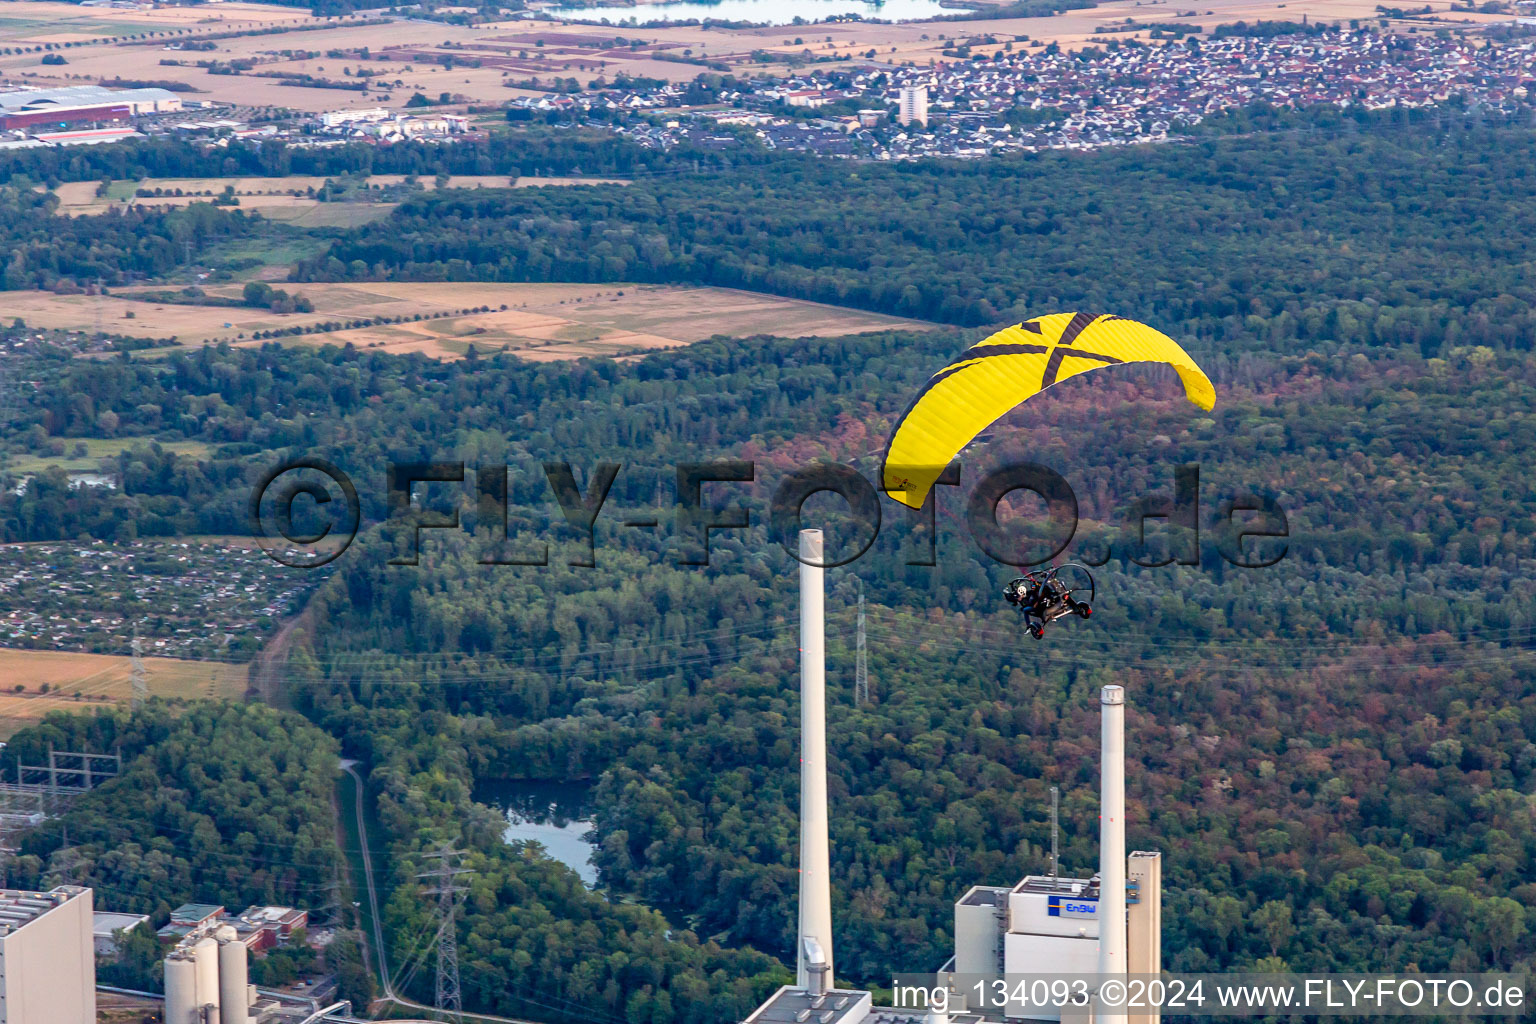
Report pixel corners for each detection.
[339,758,545,1024]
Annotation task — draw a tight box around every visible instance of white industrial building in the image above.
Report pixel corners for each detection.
[739,551,1162,1024]
[318,107,391,128]
[165,923,256,1024]
[0,84,182,117]
[0,885,96,1024]
[950,687,1161,1022]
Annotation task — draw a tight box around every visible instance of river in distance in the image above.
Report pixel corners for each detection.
[544,0,958,26]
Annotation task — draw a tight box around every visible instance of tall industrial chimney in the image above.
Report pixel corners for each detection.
[1098,685,1127,1024]
[797,529,835,989]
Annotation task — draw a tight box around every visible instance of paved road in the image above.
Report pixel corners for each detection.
[340,759,543,1024]
[340,759,392,991]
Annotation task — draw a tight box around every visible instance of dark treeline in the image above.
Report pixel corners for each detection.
[0,129,761,190]
[7,328,1536,609]
[1,187,253,289]
[291,114,1536,334]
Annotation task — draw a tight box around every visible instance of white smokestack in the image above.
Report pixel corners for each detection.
[798,529,834,990]
[1098,684,1127,1024]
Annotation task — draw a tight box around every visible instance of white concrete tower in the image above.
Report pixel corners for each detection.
[192,934,221,1024]
[1098,684,1127,1024]
[216,924,251,1024]
[797,528,835,989]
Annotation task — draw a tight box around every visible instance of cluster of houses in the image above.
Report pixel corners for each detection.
[0,541,315,658]
[516,26,1536,158]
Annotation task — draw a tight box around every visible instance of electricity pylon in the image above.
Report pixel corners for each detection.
[130,625,147,711]
[418,845,470,1023]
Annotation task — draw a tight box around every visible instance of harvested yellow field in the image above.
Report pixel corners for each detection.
[262,283,936,359]
[5,282,935,359]
[0,648,247,737]
[0,1,336,46]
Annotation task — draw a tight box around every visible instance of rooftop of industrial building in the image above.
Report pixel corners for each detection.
[959,885,1007,907]
[868,1011,987,1024]
[0,885,88,934]
[743,987,873,1024]
[743,986,992,1024]
[1014,874,1097,897]
[169,902,225,922]
[92,911,150,936]
[0,85,179,113]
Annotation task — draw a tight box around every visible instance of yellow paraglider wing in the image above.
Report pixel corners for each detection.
[880,313,1216,509]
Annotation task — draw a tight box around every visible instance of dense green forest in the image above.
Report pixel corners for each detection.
[7,112,1536,1021]
[291,114,1536,332]
[5,704,341,914]
[13,329,1536,1008]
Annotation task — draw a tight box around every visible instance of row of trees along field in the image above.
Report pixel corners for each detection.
[0,130,763,192]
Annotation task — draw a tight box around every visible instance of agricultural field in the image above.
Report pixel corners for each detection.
[4,282,937,359]
[49,175,627,223]
[0,1,318,46]
[0,648,247,738]
[10,436,211,475]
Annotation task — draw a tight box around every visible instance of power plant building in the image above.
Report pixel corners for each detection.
[0,885,96,1024]
[740,541,1161,1024]
[953,854,1163,1020]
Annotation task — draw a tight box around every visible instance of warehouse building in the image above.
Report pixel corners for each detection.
[92,909,151,956]
[0,85,181,130]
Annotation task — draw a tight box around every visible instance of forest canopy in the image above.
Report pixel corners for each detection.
[5,110,1536,1021]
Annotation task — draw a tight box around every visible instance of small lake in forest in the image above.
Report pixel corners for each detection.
[476,779,599,887]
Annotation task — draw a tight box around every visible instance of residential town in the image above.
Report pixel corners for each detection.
[3,23,1534,158]
[525,25,1536,157]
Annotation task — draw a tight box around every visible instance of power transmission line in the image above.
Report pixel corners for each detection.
[0,353,17,485]
[854,580,870,706]
[130,624,147,711]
